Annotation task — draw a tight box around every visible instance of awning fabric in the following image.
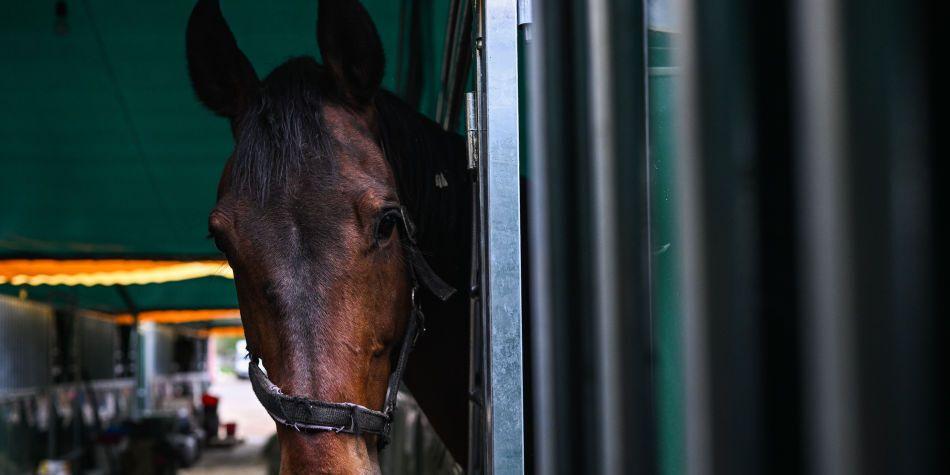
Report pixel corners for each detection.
[0,276,238,314]
[0,259,232,286]
[0,1,450,313]
[114,308,240,325]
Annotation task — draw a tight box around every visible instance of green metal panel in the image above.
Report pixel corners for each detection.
[648,29,683,475]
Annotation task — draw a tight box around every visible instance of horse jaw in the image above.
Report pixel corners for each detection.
[277,425,381,474]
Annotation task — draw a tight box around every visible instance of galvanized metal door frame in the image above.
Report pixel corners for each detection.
[472,0,526,473]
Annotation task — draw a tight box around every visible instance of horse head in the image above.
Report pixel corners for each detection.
[187,1,419,471]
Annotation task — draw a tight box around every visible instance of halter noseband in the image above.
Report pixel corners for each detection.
[247,206,455,448]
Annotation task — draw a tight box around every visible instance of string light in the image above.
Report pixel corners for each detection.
[0,260,233,286]
[113,309,240,325]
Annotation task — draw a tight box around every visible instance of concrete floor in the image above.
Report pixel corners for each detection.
[180,374,276,475]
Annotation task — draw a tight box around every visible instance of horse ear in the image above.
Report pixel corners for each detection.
[317,0,385,105]
[186,0,259,118]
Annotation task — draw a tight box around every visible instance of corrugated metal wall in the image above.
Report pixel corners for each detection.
[152,325,177,376]
[0,298,149,391]
[0,296,52,392]
[0,297,121,391]
[77,313,118,381]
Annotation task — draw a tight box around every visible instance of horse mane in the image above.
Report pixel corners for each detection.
[374,90,469,249]
[229,57,335,203]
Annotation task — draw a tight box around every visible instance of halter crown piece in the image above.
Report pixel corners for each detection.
[247,207,455,448]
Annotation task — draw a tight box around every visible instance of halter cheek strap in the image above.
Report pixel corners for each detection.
[247,207,454,448]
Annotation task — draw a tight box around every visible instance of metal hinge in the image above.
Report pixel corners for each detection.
[518,0,533,41]
[465,91,479,171]
[517,0,533,26]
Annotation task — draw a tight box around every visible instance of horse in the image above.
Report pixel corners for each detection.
[186,0,472,472]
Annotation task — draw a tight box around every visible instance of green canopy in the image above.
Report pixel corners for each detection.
[0,0,450,312]
[6,277,237,314]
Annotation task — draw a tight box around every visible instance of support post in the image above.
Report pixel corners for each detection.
[116,286,145,418]
[480,0,525,473]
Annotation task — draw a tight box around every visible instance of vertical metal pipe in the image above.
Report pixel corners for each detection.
[466,88,488,474]
[794,0,857,473]
[586,0,622,472]
[437,0,463,122]
[527,0,555,472]
[117,286,145,418]
[674,0,712,473]
[474,7,492,471]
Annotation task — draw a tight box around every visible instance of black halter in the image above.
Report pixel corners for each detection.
[247,206,455,448]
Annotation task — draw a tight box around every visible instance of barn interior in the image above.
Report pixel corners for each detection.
[1,1,458,473]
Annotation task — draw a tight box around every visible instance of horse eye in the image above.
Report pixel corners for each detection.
[207,231,226,254]
[374,211,400,243]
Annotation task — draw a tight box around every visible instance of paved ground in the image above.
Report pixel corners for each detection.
[181,374,276,475]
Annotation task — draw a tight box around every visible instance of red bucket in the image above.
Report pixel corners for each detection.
[201,393,220,408]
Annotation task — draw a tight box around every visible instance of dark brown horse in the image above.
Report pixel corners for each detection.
[186,0,471,472]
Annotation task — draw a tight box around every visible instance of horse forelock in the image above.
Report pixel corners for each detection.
[230,56,336,203]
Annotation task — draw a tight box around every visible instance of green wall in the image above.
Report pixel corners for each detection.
[649,29,683,475]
